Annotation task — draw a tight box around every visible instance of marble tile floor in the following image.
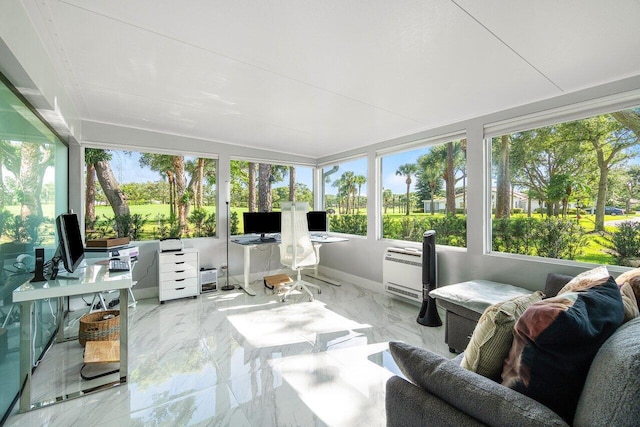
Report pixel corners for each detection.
[5,278,451,427]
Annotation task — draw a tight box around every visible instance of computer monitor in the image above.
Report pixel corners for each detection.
[51,212,85,279]
[243,212,281,240]
[307,211,328,232]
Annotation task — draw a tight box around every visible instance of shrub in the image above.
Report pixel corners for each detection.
[382,216,401,239]
[429,215,467,247]
[329,214,367,236]
[153,213,181,239]
[4,214,44,244]
[493,216,585,260]
[601,221,640,264]
[202,213,216,236]
[189,208,208,237]
[532,218,586,260]
[230,211,239,235]
[113,213,149,240]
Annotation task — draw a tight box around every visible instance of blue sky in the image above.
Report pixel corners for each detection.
[108,151,164,183]
[322,147,432,195]
[107,148,430,195]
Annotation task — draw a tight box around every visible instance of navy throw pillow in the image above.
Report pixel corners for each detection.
[502,275,624,423]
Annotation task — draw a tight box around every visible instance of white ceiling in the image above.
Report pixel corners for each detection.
[22,0,640,158]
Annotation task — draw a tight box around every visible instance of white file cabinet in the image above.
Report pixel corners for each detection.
[158,248,199,303]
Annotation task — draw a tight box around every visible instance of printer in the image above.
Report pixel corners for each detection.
[159,237,183,252]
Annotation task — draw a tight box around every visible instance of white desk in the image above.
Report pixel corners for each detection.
[13,260,133,413]
[231,235,348,295]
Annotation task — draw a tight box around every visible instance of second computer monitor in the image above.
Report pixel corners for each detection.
[307,211,328,232]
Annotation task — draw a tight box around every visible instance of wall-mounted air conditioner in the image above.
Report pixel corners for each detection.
[383,247,422,302]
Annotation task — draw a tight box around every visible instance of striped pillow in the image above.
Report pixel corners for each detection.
[461,291,544,382]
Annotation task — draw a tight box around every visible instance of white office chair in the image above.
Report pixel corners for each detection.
[279,202,321,302]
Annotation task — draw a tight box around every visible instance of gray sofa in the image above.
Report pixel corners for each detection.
[385,316,640,427]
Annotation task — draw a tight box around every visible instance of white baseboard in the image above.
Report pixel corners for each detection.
[101,267,382,305]
[134,286,158,301]
[317,266,384,294]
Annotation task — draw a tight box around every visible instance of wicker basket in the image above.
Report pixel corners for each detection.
[78,310,120,347]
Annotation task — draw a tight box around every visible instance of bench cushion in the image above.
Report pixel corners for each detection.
[430,280,532,314]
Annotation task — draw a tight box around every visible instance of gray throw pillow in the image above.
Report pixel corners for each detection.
[388,341,568,427]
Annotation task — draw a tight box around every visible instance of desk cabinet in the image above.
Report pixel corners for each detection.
[158,249,199,303]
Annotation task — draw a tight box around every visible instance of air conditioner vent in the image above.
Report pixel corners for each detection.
[383,247,422,303]
[386,284,420,300]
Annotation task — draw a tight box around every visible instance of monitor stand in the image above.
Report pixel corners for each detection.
[259,233,276,243]
[49,257,83,280]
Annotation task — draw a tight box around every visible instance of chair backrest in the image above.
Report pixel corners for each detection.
[279,202,317,270]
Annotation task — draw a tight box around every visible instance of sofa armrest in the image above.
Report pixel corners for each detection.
[386,376,486,427]
[389,342,568,427]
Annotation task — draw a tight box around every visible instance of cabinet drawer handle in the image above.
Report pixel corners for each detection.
[175,261,185,265]
[176,270,186,273]
[176,278,185,282]
[175,287,185,291]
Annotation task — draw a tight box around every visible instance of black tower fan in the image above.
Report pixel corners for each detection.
[417,230,442,326]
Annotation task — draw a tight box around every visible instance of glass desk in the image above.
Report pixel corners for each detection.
[12,260,133,413]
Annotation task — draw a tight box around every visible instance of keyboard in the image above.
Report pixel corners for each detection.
[109,259,130,272]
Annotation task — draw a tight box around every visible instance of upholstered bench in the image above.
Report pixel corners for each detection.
[429,280,532,353]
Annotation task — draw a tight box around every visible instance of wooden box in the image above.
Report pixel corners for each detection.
[264,274,292,290]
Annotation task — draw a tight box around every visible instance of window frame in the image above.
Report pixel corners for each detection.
[484,95,640,265]
[376,133,468,247]
[319,155,369,238]
[83,143,220,241]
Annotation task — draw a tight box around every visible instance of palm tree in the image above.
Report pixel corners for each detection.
[171,155,188,233]
[417,155,443,215]
[354,175,366,212]
[494,135,511,219]
[258,163,272,211]
[88,149,130,218]
[334,171,357,214]
[289,166,296,201]
[85,148,108,226]
[139,153,176,216]
[382,188,392,214]
[248,162,257,212]
[396,163,418,215]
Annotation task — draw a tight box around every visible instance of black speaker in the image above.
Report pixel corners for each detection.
[31,247,47,282]
[417,230,442,326]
